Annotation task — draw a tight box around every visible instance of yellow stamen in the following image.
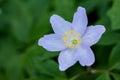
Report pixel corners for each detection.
[72,39,77,45]
[62,30,81,48]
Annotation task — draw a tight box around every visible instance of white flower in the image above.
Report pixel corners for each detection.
[38,7,106,71]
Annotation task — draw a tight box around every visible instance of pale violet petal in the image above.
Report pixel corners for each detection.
[38,34,66,51]
[82,25,106,46]
[58,49,77,71]
[76,45,95,66]
[72,7,88,35]
[50,15,72,35]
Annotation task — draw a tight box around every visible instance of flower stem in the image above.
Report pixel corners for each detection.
[70,71,87,80]
[69,67,107,80]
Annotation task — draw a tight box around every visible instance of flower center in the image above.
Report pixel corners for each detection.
[72,39,78,45]
[62,30,81,48]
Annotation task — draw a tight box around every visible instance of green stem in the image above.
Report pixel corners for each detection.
[91,69,107,74]
[69,71,87,80]
[69,67,107,80]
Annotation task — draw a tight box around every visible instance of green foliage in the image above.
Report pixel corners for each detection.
[96,73,111,80]
[109,42,120,70]
[0,0,120,80]
[98,31,120,45]
[107,0,120,30]
[112,73,120,80]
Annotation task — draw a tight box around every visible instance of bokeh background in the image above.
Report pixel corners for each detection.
[0,0,120,80]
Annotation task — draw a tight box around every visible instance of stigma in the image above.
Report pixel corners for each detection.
[62,30,81,48]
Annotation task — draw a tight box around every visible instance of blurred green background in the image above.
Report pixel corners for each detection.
[0,0,120,80]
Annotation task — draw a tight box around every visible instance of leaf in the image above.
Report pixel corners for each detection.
[0,38,18,67]
[0,74,5,80]
[27,47,60,77]
[30,13,51,41]
[9,0,32,42]
[95,16,111,31]
[29,0,52,41]
[79,0,100,13]
[24,45,66,78]
[25,76,67,80]
[98,31,120,45]
[54,0,74,20]
[8,0,52,42]
[109,42,120,66]
[110,63,120,70]
[25,58,67,79]
[24,45,58,76]
[5,54,25,80]
[34,59,66,78]
[112,73,120,80]
[97,0,111,18]
[107,0,120,30]
[66,64,84,77]
[25,76,52,80]
[25,45,58,61]
[96,73,111,80]
[28,0,50,18]
[54,77,67,80]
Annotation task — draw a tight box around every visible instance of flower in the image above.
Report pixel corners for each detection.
[38,7,105,71]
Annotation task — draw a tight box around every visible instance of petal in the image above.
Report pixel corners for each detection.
[58,49,77,71]
[50,14,72,35]
[38,34,66,51]
[76,45,95,66]
[82,25,106,46]
[72,7,88,35]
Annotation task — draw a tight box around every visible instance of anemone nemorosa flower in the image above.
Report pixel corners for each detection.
[38,7,105,71]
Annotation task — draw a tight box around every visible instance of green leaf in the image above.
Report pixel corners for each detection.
[98,31,120,45]
[28,0,50,18]
[24,45,64,78]
[0,74,5,80]
[97,0,111,18]
[110,63,120,70]
[95,16,111,31]
[25,76,67,80]
[54,0,74,20]
[24,45,58,76]
[25,45,58,61]
[66,64,84,78]
[79,0,100,13]
[9,0,32,42]
[26,76,52,80]
[29,0,51,41]
[0,38,18,67]
[96,73,111,80]
[34,59,66,78]
[107,0,120,30]
[8,0,52,42]
[31,13,51,41]
[5,54,25,80]
[109,42,120,66]
[112,73,120,80]
[54,77,67,80]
